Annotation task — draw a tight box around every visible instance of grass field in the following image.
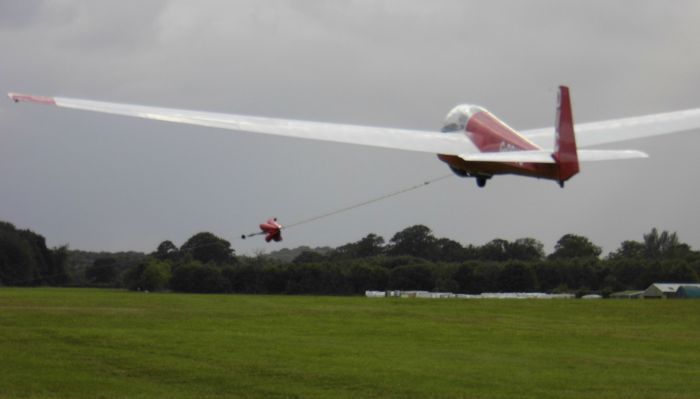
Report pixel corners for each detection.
[0,288,699,399]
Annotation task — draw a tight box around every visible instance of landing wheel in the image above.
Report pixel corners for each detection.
[476,176,487,188]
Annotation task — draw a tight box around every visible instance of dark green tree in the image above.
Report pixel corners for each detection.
[355,233,385,258]
[453,262,476,293]
[479,239,510,261]
[334,234,385,259]
[123,259,171,291]
[433,263,460,292]
[0,228,36,285]
[154,240,179,261]
[292,250,326,264]
[533,261,563,291]
[435,238,465,262]
[642,228,691,259]
[347,262,388,293]
[548,234,601,260]
[497,262,538,292]
[85,257,118,285]
[388,225,438,260]
[606,258,650,289]
[387,264,434,290]
[49,245,70,285]
[180,232,236,265]
[470,262,502,293]
[508,238,545,261]
[0,221,67,285]
[169,261,229,293]
[658,260,699,282]
[608,240,646,260]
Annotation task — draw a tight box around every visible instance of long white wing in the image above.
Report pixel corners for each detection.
[522,108,700,149]
[8,93,478,155]
[10,93,700,159]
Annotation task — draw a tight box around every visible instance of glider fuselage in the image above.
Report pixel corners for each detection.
[436,84,581,188]
[437,105,560,183]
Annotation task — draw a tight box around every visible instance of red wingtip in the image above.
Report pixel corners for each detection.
[8,92,56,106]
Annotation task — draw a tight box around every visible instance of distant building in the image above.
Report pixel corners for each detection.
[643,283,700,299]
[610,290,644,299]
[676,286,700,299]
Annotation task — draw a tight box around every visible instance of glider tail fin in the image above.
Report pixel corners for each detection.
[552,85,579,185]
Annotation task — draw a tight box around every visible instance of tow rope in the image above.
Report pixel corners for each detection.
[241,173,454,240]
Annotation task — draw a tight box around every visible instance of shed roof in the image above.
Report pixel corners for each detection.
[648,283,700,293]
[611,290,643,298]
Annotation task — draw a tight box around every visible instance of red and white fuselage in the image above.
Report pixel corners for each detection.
[438,86,579,187]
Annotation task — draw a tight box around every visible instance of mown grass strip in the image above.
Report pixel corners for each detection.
[0,288,698,398]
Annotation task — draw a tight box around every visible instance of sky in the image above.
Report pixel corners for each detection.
[2,0,700,256]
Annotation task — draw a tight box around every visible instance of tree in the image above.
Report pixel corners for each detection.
[123,259,171,291]
[435,238,464,262]
[658,260,699,283]
[469,262,502,293]
[0,221,67,285]
[180,232,236,265]
[169,261,200,292]
[453,262,476,293]
[49,245,70,285]
[548,234,601,260]
[334,234,385,259]
[433,263,460,292]
[284,263,351,295]
[139,260,172,291]
[608,240,645,260]
[0,228,36,285]
[479,239,510,261]
[347,262,388,293]
[388,225,438,260]
[85,257,118,285]
[355,234,385,258]
[478,238,544,262]
[387,264,434,291]
[154,240,179,261]
[292,250,326,264]
[555,258,602,291]
[642,228,690,259]
[606,258,650,290]
[497,262,538,292]
[169,261,228,293]
[533,261,562,292]
[508,238,545,261]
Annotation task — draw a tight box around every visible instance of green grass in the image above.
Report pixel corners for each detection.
[0,288,699,398]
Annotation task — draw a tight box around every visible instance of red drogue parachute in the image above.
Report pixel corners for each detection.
[259,218,283,242]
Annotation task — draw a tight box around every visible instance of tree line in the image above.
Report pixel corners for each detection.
[1,220,699,296]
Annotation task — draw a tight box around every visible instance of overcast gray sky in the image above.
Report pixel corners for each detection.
[2,0,700,256]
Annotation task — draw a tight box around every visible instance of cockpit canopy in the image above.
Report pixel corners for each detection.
[441,104,486,133]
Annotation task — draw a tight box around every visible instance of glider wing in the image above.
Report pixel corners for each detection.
[522,108,700,149]
[8,93,478,156]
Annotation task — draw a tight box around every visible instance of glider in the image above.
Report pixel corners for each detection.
[8,86,700,187]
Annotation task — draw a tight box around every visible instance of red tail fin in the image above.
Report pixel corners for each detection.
[552,85,579,185]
